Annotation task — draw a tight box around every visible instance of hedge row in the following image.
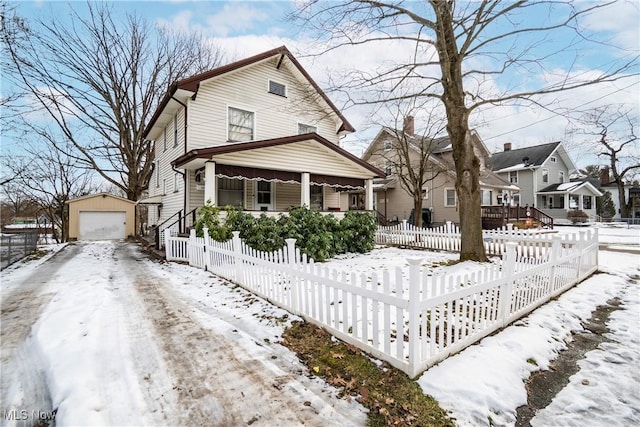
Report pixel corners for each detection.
[194,204,377,262]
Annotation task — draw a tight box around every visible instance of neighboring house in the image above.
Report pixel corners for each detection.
[490,142,602,222]
[598,167,640,220]
[361,118,518,226]
[140,46,383,237]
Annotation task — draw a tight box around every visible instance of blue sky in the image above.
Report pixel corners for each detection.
[10,0,640,169]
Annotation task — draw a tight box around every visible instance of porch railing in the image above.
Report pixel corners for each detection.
[481,205,554,229]
[154,208,198,250]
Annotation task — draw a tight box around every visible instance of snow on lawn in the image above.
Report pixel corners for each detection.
[417,250,640,426]
[555,223,640,247]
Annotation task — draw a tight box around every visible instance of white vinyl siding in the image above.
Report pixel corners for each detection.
[186,59,341,149]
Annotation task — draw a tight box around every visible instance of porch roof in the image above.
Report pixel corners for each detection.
[538,180,603,196]
[172,133,384,179]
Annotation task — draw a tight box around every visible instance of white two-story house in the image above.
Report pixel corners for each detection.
[490,142,602,223]
[140,46,383,241]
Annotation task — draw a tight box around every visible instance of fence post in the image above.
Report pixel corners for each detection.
[188,229,197,267]
[202,227,209,271]
[548,237,561,291]
[285,238,298,313]
[576,230,587,280]
[593,227,599,269]
[407,258,422,378]
[232,231,243,284]
[164,228,172,259]
[499,242,518,326]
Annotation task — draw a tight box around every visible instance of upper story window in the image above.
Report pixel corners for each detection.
[268,80,286,97]
[163,127,167,151]
[542,168,549,183]
[384,140,392,151]
[298,123,317,134]
[558,171,565,183]
[228,107,254,142]
[173,114,178,147]
[385,160,392,176]
[509,170,518,184]
[550,156,557,163]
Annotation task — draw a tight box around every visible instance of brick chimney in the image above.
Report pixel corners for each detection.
[403,116,415,136]
[600,166,610,185]
[504,142,512,151]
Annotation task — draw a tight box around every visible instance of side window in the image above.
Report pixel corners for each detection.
[173,114,178,147]
[509,171,518,184]
[228,107,255,142]
[445,188,457,207]
[542,169,549,183]
[156,160,160,187]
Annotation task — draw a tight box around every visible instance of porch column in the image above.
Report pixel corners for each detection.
[301,172,310,208]
[365,179,374,211]
[204,161,216,205]
[564,193,569,211]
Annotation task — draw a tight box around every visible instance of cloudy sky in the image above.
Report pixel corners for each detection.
[15,0,640,169]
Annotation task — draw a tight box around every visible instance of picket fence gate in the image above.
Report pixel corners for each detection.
[165,227,598,378]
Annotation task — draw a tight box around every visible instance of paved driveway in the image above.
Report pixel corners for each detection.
[0,242,366,426]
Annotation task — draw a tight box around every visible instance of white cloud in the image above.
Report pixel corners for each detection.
[205,3,269,37]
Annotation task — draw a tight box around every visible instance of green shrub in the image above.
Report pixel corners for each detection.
[193,204,376,261]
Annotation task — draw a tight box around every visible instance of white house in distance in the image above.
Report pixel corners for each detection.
[140,46,383,244]
[490,142,602,223]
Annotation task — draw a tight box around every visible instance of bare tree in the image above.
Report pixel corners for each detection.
[371,106,447,227]
[292,1,638,261]
[1,2,224,201]
[580,106,639,219]
[0,183,41,225]
[2,143,98,242]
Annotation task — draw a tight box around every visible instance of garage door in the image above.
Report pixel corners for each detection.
[78,211,126,240]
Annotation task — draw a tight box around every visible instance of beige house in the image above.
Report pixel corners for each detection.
[140,46,383,241]
[66,193,135,241]
[362,119,518,226]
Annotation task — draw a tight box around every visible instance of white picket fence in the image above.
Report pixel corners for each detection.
[165,227,598,378]
[376,221,576,257]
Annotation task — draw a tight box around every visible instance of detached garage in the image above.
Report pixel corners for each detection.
[66,193,136,241]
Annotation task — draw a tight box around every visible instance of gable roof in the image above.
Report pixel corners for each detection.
[538,180,603,197]
[490,141,563,171]
[143,46,354,139]
[65,192,135,205]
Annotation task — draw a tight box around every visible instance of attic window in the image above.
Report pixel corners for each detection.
[268,80,286,97]
[550,156,557,163]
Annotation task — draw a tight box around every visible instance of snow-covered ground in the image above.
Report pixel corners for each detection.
[0,224,638,426]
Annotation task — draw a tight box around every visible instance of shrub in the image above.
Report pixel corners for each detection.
[193,204,376,261]
[567,209,589,224]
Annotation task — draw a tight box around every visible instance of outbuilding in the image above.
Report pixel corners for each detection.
[66,193,136,241]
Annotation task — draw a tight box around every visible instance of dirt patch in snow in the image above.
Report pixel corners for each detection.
[515,297,622,427]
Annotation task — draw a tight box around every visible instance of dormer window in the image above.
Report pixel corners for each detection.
[268,80,286,97]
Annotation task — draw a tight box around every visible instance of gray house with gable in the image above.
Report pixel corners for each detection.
[490,142,602,223]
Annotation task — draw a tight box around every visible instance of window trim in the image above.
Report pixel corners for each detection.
[298,122,317,135]
[268,80,287,97]
[163,127,167,151]
[156,160,160,188]
[173,114,178,147]
[173,173,180,193]
[509,170,518,184]
[227,106,255,142]
[444,188,457,207]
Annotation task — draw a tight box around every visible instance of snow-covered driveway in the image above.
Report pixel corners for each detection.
[0,242,366,426]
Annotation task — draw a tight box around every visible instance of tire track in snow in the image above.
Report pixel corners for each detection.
[1,245,79,417]
[121,244,363,426]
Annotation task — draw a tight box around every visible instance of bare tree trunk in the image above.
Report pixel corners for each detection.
[433,1,487,261]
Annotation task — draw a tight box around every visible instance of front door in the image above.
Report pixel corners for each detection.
[255,181,274,211]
